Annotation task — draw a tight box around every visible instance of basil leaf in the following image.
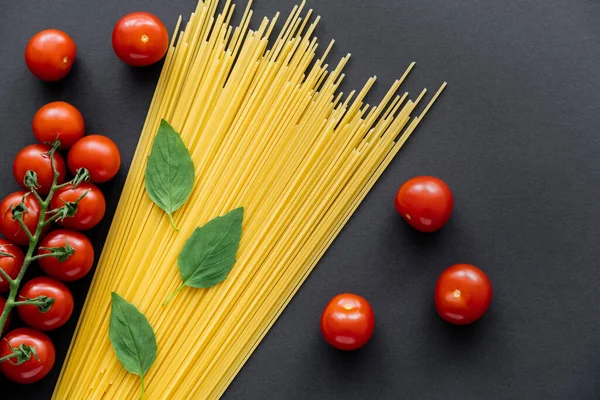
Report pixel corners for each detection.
[145,119,195,231]
[164,208,244,305]
[109,292,157,399]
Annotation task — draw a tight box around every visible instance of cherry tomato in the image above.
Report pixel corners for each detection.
[25,29,76,82]
[320,293,375,351]
[0,192,43,246]
[112,12,169,67]
[0,297,12,336]
[38,229,94,281]
[435,264,492,325]
[68,135,121,183]
[17,277,74,331]
[32,101,85,149]
[0,239,25,293]
[0,328,55,383]
[50,183,105,231]
[395,176,453,232]
[13,144,66,195]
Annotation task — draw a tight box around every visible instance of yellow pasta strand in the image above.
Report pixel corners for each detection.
[52,1,445,399]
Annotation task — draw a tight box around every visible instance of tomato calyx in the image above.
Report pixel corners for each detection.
[0,343,39,365]
[71,168,91,188]
[48,190,89,223]
[15,296,55,313]
[37,241,75,263]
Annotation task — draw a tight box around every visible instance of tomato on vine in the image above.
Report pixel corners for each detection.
[13,144,66,195]
[51,183,106,231]
[395,176,453,232]
[0,192,43,246]
[68,135,121,183]
[38,230,94,281]
[32,102,85,149]
[112,12,169,67]
[320,293,375,351]
[434,264,492,325]
[0,328,55,383]
[25,29,76,81]
[0,239,25,293]
[17,277,74,331]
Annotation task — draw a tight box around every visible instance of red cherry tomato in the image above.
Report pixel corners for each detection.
[17,277,74,331]
[0,297,12,336]
[25,29,76,82]
[395,176,453,232]
[32,101,85,149]
[0,192,42,246]
[112,12,169,67]
[435,264,492,325]
[320,293,375,351]
[68,135,121,183]
[50,183,106,231]
[38,229,94,281]
[0,239,25,293]
[0,328,55,383]
[13,144,66,195]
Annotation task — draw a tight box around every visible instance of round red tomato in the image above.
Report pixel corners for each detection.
[395,176,453,232]
[13,144,66,195]
[112,12,169,67]
[0,297,12,335]
[68,135,121,183]
[32,101,85,149]
[0,192,42,246]
[38,229,94,281]
[50,183,105,231]
[435,264,492,325]
[0,239,25,293]
[0,328,55,383]
[25,29,76,82]
[17,277,74,331]
[320,293,375,351]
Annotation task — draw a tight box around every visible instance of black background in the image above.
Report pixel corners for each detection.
[2,0,600,399]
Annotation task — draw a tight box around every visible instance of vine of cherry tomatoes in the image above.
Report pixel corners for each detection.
[0,99,121,383]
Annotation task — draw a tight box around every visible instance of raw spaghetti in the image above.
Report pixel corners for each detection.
[53,0,446,398]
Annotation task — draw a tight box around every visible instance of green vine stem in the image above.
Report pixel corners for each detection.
[0,142,89,348]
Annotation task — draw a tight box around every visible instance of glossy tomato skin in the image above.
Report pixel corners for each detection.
[320,293,375,351]
[13,144,66,195]
[0,192,43,246]
[51,183,105,231]
[0,239,25,293]
[25,29,76,82]
[38,229,94,281]
[0,328,55,383]
[112,12,169,67]
[435,264,492,325]
[68,135,121,183]
[32,101,85,149]
[18,277,74,331]
[0,297,12,335]
[395,176,453,232]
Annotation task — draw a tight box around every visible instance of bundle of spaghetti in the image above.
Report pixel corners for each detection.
[53,0,445,398]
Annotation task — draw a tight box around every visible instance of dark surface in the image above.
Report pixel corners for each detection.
[2,0,600,399]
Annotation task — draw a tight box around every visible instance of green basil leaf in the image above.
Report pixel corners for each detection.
[145,119,195,231]
[164,208,244,305]
[109,292,157,399]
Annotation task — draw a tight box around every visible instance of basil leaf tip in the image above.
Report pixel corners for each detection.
[145,119,195,231]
